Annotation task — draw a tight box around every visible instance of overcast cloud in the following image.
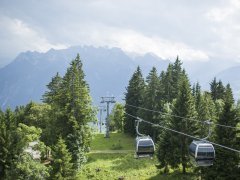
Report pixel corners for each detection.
[0,0,240,67]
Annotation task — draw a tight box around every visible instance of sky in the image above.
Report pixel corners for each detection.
[1,0,240,67]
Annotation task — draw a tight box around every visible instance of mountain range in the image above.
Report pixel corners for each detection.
[0,46,239,110]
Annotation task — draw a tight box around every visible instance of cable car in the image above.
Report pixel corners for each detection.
[135,136,155,158]
[189,140,215,166]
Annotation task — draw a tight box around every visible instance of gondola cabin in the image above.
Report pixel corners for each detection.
[135,136,155,158]
[189,141,215,166]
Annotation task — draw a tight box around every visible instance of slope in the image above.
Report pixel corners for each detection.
[78,133,197,180]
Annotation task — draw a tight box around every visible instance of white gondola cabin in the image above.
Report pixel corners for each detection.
[189,140,215,166]
[135,136,155,158]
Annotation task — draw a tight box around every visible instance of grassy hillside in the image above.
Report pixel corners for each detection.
[90,133,134,151]
[78,133,197,180]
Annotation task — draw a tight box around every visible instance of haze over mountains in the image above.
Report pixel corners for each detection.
[0,46,239,110]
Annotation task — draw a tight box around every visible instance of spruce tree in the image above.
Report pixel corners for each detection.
[193,82,201,110]
[196,92,216,137]
[59,54,95,170]
[208,84,239,179]
[194,92,217,178]
[210,77,218,101]
[124,66,145,135]
[42,54,96,170]
[156,103,173,173]
[42,72,64,146]
[162,57,184,103]
[0,109,17,179]
[42,72,62,105]
[109,103,125,132]
[162,64,174,102]
[51,137,75,179]
[170,74,198,174]
[171,56,184,99]
[138,67,161,141]
[210,77,225,101]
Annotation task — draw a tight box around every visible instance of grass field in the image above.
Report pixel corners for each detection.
[90,132,135,151]
[78,133,197,180]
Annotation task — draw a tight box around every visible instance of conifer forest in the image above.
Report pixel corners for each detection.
[0,54,239,179]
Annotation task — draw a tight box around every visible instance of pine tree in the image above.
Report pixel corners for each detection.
[124,66,145,135]
[207,84,239,179]
[51,137,75,179]
[162,57,184,103]
[0,109,17,179]
[170,74,198,174]
[210,77,218,101]
[196,91,216,137]
[43,54,96,170]
[58,54,95,170]
[192,82,201,110]
[139,67,161,141]
[218,80,225,100]
[0,110,6,179]
[171,56,184,99]
[156,103,173,173]
[42,73,64,146]
[42,72,63,105]
[109,103,125,132]
[162,64,174,102]
[210,77,225,101]
[194,92,217,178]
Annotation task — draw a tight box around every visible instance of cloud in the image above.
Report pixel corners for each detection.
[0,15,67,66]
[49,22,209,62]
[205,0,240,59]
[1,0,240,66]
[206,0,240,22]
[106,28,209,61]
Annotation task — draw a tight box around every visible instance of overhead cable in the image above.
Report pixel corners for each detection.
[125,104,240,130]
[125,112,240,153]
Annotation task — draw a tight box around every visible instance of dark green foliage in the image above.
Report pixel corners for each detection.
[42,72,63,104]
[7,153,49,180]
[138,67,162,141]
[206,84,239,179]
[0,109,17,179]
[1,52,240,178]
[15,102,53,146]
[51,137,75,179]
[169,75,198,173]
[161,56,184,102]
[171,56,184,99]
[156,103,173,173]
[192,82,201,111]
[161,64,174,102]
[210,77,225,101]
[109,103,125,132]
[0,108,48,179]
[124,66,145,135]
[196,92,216,138]
[193,92,217,178]
[43,54,96,170]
